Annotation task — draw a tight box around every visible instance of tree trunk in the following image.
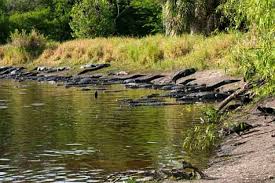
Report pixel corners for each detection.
[163,0,221,36]
[162,0,188,36]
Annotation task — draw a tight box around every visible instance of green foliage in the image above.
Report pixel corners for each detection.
[183,106,221,151]
[162,0,221,35]
[131,0,163,34]
[182,106,224,151]
[69,0,162,38]
[2,0,75,41]
[222,0,275,95]
[127,178,137,183]
[9,8,52,36]
[47,0,76,40]
[70,0,115,38]
[201,107,220,124]
[8,2,74,41]
[183,123,219,151]
[115,0,163,36]
[0,0,9,43]
[5,0,52,12]
[0,29,50,65]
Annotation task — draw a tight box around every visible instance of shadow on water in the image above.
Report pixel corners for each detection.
[0,80,211,182]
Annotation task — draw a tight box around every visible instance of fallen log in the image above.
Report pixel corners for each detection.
[217,80,265,113]
[217,83,251,113]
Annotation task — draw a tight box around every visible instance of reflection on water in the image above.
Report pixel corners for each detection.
[0,80,208,182]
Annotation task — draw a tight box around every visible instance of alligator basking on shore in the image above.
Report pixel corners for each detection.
[0,64,248,108]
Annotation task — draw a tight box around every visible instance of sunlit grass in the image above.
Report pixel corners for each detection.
[0,33,239,73]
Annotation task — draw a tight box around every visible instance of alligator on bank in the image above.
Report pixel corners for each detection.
[0,65,247,107]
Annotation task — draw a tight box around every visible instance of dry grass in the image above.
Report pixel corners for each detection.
[1,33,239,72]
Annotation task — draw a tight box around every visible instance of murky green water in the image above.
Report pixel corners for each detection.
[0,80,209,182]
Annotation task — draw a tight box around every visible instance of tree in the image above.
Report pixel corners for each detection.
[5,0,52,12]
[0,0,9,43]
[8,8,53,37]
[161,0,221,36]
[70,0,115,38]
[48,0,77,40]
[115,0,163,36]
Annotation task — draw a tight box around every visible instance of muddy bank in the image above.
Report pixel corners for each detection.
[203,98,275,183]
[166,98,275,183]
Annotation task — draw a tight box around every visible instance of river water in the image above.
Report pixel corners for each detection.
[0,80,210,182]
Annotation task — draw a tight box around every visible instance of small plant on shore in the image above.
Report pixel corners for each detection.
[201,107,221,124]
[183,123,219,151]
[183,107,221,151]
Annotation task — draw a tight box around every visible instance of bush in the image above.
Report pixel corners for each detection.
[10,29,47,57]
[0,29,48,65]
[0,46,30,65]
[70,0,115,38]
[222,0,274,95]
[183,123,219,151]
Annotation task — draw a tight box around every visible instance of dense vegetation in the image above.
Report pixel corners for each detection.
[0,0,163,42]
[0,0,274,94]
[0,0,259,42]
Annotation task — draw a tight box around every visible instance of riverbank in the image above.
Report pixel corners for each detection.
[203,97,275,182]
[0,33,274,182]
[166,97,275,183]
[1,64,274,182]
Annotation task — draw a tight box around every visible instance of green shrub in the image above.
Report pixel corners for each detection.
[222,0,274,95]
[7,3,74,41]
[201,107,221,124]
[9,8,52,35]
[0,29,48,65]
[70,0,115,38]
[183,107,221,151]
[183,123,219,151]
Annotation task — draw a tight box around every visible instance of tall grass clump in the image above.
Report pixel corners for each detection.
[0,29,49,65]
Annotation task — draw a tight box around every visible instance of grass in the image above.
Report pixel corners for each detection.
[0,33,239,73]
